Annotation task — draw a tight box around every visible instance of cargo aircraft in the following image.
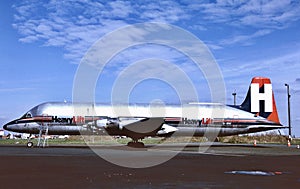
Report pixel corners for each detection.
[3,77,285,147]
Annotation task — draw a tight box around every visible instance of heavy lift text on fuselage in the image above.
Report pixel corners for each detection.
[50,116,213,126]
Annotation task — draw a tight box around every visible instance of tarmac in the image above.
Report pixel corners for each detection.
[1,143,300,189]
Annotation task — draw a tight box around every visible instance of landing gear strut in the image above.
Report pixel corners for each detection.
[26,134,34,148]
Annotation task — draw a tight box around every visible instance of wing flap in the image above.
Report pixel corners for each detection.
[157,124,178,135]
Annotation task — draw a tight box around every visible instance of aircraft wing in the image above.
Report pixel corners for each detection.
[120,117,165,134]
[95,116,178,140]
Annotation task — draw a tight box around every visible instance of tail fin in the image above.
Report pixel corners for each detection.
[240,77,280,124]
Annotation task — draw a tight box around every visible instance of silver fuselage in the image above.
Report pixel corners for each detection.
[3,102,283,139]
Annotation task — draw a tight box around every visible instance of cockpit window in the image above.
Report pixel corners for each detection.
[25,112,32,118]
[21,105,39,119]
[21,112,32,118]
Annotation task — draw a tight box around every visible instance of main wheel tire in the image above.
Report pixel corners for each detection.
[127,141,145,148]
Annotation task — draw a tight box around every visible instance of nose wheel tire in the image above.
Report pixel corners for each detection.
[27,142,34,148]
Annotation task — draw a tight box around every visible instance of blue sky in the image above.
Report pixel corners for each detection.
[0,0,300,136]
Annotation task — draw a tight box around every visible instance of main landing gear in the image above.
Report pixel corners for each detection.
[127,139,145,148]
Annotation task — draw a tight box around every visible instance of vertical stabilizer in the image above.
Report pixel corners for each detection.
[240,77,280,124]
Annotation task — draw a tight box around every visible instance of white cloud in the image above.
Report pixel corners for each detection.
[219,48,300,108]
[206,43,223,50]
[12,0,300,63]
[107,1,132,18]
[137,1,187,23]
[12,0,191,64]
[188,24,207,31]
[220,29,272,46]
[187,1,299,47]
[0,87,33,92]
[19,35,39,43]
[197,0,300,28]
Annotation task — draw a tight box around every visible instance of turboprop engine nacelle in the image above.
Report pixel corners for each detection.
[96,118,119,129]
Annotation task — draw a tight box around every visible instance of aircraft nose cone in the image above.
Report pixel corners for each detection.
[3,120,16,131]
